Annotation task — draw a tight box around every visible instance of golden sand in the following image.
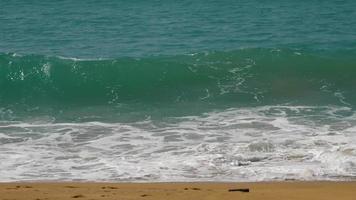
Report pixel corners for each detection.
[1,181,355,200]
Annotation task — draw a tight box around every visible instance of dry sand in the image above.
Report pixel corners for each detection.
[0,181,355,200]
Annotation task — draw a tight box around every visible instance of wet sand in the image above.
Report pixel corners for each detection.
[0,181,355,200]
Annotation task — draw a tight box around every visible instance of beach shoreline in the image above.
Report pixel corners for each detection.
[1,181,355,200]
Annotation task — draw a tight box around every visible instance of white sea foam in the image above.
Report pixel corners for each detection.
[0,105,356,182]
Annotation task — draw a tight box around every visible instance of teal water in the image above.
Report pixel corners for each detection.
[1,1,356,182]
[1,1,356,58]
[1,49,356,121]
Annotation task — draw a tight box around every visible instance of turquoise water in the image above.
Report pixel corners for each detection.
[1,1,356,58]
[1,1,356,182]
[1,50,356,121]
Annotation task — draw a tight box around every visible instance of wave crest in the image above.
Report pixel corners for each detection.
[1,49,356,107]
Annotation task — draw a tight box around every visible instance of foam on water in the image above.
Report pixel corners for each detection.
[1,105,355,182]
[2,0,356,183]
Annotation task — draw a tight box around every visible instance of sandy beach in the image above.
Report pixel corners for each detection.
[0,181,355,200]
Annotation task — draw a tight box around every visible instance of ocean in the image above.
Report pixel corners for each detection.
[1,0,356,182]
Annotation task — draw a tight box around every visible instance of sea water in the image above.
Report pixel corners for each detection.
[0,0,356,182]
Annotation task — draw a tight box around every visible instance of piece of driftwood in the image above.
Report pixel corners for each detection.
[228,188,250,192]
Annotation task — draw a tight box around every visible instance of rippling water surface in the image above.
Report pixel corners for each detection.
[1,0,356,182]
